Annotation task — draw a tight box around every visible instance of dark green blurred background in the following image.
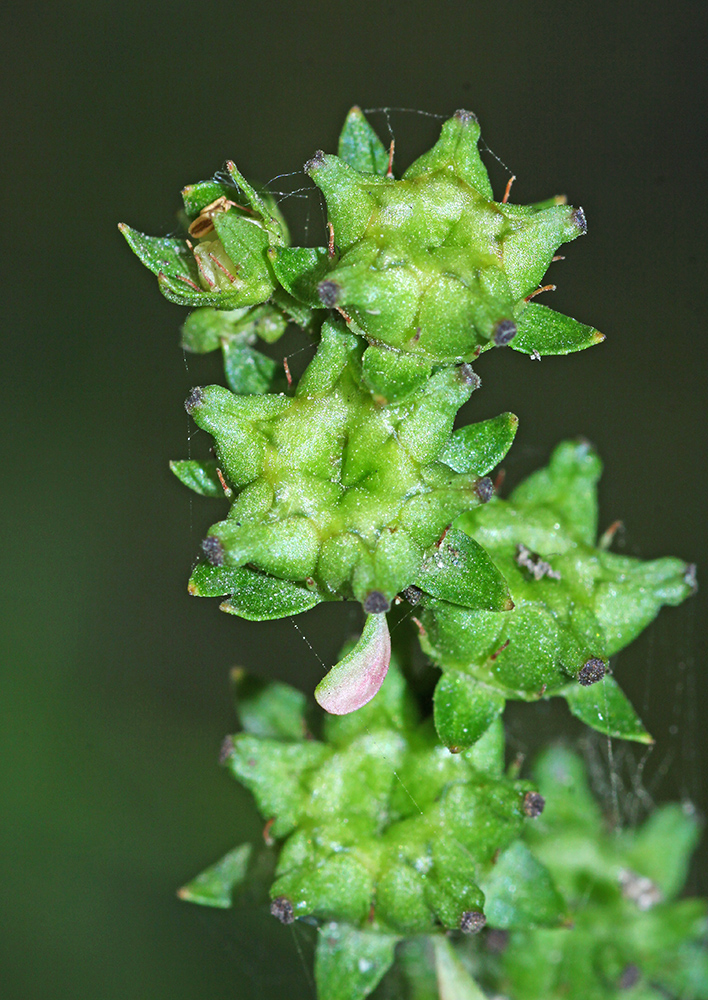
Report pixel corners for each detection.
[2,2,706,997]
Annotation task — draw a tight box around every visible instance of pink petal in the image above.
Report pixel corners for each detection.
[314,614,391,715]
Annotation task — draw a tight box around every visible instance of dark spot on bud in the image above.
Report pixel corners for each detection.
[270,896,295,925]
[402,584,424,606]
[475,477,494,503]
[454,109,478,125]
[485,929,509,953]
[573,206,588,235]
[457,363,481,389]
[578,657,606,686]
[303,150,325,174]
[202,535,225,566]
[493,320,517,346]
[523,791,546,817]
[363,591,390,614]
[219,736,235,764]
[447,745,463,754]
[185,387,204,414]
[460,910,486,934]
[318,280,341,307]
[618,964,641,990]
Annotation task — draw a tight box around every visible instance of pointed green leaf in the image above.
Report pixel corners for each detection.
[481,841,566,929]
[315,614,391,715]
[415,529,513,611]
[438,412,519,475]
[170,459,225,498]
[338,106,390,176]
[434,671,506,750]
[217,568,322,620]
[224,160,284,242]
[432,937,488,1000]
[231,671,308,740]
[270,245,331,307]
[315,923,398,1000]
[512,302,605,356]
[177,843,252,908]
[119,224,196,281]
[404,110,492,199]
[561,676,653,743]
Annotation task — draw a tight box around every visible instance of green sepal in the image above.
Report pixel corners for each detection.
[438,412,519,475]
[561,676,653,743]
[177,843,252,908]
[170,459,225,498]
[224,160,285,243]
[222,734,330,838]
[361,346,432,403]
[188,562,321,618]
[181,179,235,217]
[211,211,275,298]
[433,671,506,750]
[315,923,399,1000]
[414,528,513,611]
[338,106,390,176]
[403,109,493,199]
[594,553,696,656]
[511,302,605,356]
[231,671,308,740]
[272,854,375,924]
[508,438,602,545]
[481,841,566,929]
[270,245,331,307]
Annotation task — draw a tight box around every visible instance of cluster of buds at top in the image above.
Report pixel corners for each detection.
[121,107,693,726]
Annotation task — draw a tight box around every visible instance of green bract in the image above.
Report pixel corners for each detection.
[421,440,695,748]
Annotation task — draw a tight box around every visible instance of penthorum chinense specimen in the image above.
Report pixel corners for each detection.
[122,108,705,999]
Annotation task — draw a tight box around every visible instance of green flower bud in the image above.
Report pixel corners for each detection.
[276,109,597,363]
[421,440,696,747]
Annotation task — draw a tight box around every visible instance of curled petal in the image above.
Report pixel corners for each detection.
[315,614,391,715]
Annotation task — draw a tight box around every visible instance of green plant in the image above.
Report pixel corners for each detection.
[122,108,704,999]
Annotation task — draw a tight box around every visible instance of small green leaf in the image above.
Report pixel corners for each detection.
[561,676,653,743]
[177,843,252,908]
[338,106,390,176]
[215,568,322,620]
[170,459,225,498]
[231,671,308,740]
[270,246,331,307]
[438,412,519,475]
[315,923,398,1000]
[119,224,196,282]
[481,841,566,929]
[512,302,605,356]
[415,529,513,611]
[434,671,506,750]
